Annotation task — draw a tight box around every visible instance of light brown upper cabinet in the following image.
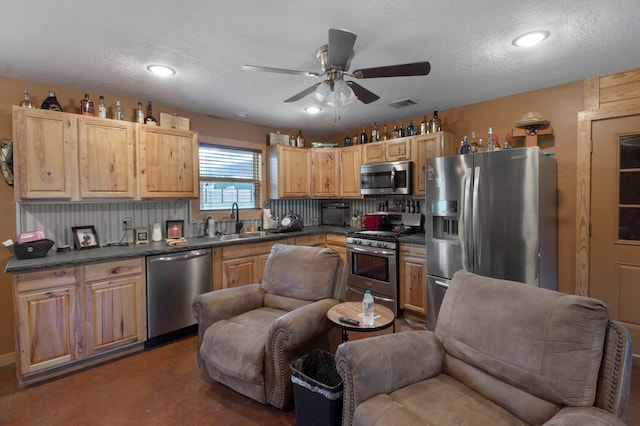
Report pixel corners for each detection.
[138,125,199,199]
[78,117,137,199]
[311,148,340,198]
[267,144,310,199]
[12,106,78,201]
[339,144,362,197]
[362,137,412,164]
[411,132,456,196]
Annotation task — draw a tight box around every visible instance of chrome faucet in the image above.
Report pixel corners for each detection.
[230,202,243,233]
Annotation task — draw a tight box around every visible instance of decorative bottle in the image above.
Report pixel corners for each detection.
[81,93,94,116]
[344,130,352,147]
[381,124,390,141]
[429,110,442,133]
[370,122,379,142]
[459,136,472,154]
[113,100,124,120]
[503,133,512,149]
[486,127,494,151]
[470,131,479,153]
[398,122,405,138]
[420,115,428,135]
[145,101,157,125]
[97,96,107,118]
[360,127,368,144]
[19,90,34,108]
[407,119,417,136]
[136,102,145,124]
[362,290,375,326]
[296,130,305,147]
[41,90,63,111]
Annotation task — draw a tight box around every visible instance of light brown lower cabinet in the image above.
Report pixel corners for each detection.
[326,233,347,264]
[216,240,283,289]
[12,257,146,385]
[399,243,427,320]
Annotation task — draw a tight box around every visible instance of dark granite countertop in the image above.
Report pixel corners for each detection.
[6,227,427,273]
[5,226,356,273]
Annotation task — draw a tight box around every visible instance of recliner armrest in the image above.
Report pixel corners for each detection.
[336,330,444,426]
[192,284,265,368]
[543,406,626,425]
[269,298,340,349]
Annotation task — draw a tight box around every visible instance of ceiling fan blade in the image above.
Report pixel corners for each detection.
[328,28,357,70]
[352,61,431,79]
[242,64,320,78]
[347,81,380,104]
[284,82,323,102]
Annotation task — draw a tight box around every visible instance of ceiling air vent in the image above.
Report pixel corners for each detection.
[388,98,420,109]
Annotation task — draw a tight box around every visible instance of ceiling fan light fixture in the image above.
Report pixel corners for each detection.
[512,30,550,47]
[314,81,331,102]
[147,64,176,77]
[304,106,322,114]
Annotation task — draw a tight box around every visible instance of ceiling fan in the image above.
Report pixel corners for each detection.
[242,28,430,105]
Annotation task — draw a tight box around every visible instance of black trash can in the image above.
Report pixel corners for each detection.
[291,349,343,426]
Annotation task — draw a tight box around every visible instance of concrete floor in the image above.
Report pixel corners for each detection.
[0,319,638,425]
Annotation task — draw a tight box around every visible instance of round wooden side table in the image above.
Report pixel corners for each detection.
[327,301,395,342]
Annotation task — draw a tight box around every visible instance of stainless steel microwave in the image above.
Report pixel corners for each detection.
[360,160,413,195]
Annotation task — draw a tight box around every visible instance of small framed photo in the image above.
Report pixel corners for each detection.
[72,225,100,250]
[166,220,184,239]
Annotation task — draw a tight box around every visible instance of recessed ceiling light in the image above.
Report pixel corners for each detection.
[147,65,176,77]
[305,106,322,114]
[512,30,550,47]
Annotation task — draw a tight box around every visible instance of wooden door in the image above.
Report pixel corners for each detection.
[78,117,136,198]
[278,146,310,198]
[223,257,256,288]
[399,244,427,318]
[311,148,339,197]
[138,126,199,198]
[13,267,80,375]
[386,138,411,161]
[12,106,77,200]
[590,115,640,353]
[362,141,386,164]
[339,145,362,197]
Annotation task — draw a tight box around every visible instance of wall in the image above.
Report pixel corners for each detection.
[327,81,584,297]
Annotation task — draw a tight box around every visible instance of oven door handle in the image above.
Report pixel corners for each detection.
[348,246,396,257]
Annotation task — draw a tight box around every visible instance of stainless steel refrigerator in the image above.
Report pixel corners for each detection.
[425,147,557,330]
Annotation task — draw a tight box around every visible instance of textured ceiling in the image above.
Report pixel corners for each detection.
[1,0,639,136]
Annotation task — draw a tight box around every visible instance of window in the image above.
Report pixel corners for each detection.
[199,143,262,211]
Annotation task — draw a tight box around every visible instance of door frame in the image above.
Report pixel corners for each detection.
[575,82,640,296]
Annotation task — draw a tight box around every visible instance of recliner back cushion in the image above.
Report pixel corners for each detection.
[261,244,339,301]
[436,270,609,407]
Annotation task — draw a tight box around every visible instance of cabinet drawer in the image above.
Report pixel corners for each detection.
[223,240,283,259]
[294,234,326,246]
[84,258,144,282]
[14,267,78,293]
[400,243,426,257]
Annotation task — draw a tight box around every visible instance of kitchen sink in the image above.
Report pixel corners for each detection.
[207,231,269,241]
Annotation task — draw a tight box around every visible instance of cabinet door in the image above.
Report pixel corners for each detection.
[362,141,386,164]
[294,234,326,246]
[13,268,80,376]
[326,233,347,264]
[278,146,310,198]
[386,138,411,161]
[311,149,340,197]
[138,126,199,199]
[78,117,136,198]
[412,132,455,196]
[339,145,362,197]
[84,258,146,356]
[223,257,257,288]
[12,106,77,201]
[399,244,427,318]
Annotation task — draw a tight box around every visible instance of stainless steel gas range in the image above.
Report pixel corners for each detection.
[346,212,423,317]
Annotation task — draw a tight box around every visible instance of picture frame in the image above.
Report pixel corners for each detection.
[72,225,100,250]
[166,220,184,239]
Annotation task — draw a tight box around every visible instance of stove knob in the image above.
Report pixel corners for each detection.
[367,241,373,247]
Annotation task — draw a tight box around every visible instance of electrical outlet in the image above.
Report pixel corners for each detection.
[122,217,132,231]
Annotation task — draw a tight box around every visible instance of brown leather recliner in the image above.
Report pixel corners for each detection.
[336,270,632,425]
[193,243,346,409]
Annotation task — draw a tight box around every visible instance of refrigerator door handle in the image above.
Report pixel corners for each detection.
[472,166,481,269]
[462,167,473,271]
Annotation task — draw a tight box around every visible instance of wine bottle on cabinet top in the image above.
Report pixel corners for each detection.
[81,93,94,116]
[97,96,107,118]
[428,110,442,133]
[360,127,368,144]
[136,102,145,124]
[41,90,63,111]
[145,101,157,125]
[344,130,352,147]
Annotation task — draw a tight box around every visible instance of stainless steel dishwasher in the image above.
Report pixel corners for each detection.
[146,248,212,346]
